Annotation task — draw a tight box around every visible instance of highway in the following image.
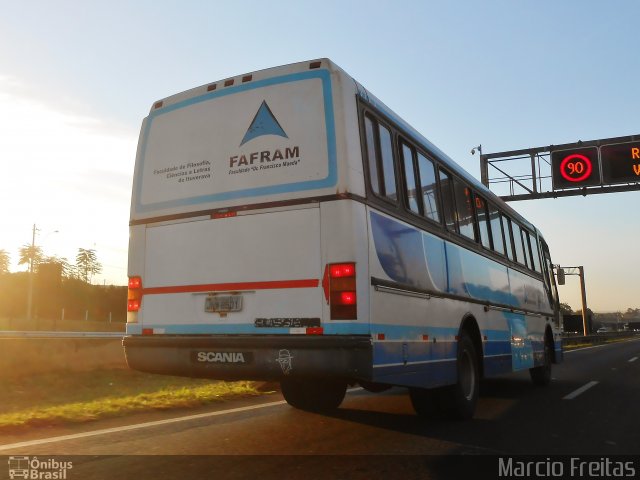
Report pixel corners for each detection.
[1,338,639,479]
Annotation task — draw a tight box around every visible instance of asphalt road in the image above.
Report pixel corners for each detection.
[1,338,639,479]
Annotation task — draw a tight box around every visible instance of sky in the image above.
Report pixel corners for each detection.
[0,0,638,312]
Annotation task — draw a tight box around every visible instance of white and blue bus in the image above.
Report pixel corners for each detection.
[124,58,563,419]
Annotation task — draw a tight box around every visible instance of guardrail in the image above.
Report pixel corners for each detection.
[562,331,639,347]
[0,331,124,338]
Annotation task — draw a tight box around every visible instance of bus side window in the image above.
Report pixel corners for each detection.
[524,229,535,270]
[439,169,457,232]
[364,116,380,195]
[512,222,528,267]
[378,124,397,202]
[489,204,505,255]
[521,230,530,269]
[475,194,491,249]
[541,240,559,308]
[530,234,542,273]
[364,115,397,202]
[503,216,516,262]
[417,152,440,223]
[401,142,420,214]
[452,178,475,240]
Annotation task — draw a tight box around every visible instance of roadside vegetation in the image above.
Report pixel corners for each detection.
[0,369,269,432]
[0,246,126,325]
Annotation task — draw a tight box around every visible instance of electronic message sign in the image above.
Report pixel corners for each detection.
[601,141,640,184]
[551,147,600,190]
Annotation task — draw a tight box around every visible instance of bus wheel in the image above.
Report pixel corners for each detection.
[281,377,347,412]
[409,387,441,417]
[530,335,552,386]
[441,332,479,420]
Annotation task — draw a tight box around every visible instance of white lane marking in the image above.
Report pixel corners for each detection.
[0,399,287,452]
[564,344,611,354]
[0,388,366,452]
[563,381,599,400]
[629,357,638,363]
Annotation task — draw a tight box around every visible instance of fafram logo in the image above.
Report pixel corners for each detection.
[229,100,301,169]
[197,351,246,363]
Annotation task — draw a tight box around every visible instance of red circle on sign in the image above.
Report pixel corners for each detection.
[559,154,593,182]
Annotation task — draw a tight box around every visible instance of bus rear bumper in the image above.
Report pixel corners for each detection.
[123,334,373,381]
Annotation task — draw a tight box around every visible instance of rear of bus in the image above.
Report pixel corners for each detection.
[123,59,372,404]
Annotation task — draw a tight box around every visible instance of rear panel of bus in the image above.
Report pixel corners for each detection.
[125,59,373,380]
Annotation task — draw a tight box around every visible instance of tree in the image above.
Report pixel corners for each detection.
[75,248,102,284]
[18,244,43,272]
[0,249,10,274]
[43,255,73,279]
[559,303,573,315]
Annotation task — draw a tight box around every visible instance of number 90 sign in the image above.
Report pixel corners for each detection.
[551,147,600,189]
[560,154,592,182]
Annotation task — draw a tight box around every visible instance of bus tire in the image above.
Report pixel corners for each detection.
[530,334,552,386]
[441,332,479,420]
[281,377,347,412]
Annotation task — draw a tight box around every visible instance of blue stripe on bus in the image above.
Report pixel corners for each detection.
[372,361,458,389]
[369,211,550,312]
[367,208,552,373]
[134,69,338,213]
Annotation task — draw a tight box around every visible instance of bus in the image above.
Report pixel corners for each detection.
[123,58,563,420]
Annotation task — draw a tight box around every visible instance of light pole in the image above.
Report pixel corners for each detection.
[25,224,58,321]
[556,265,589,336]
[26,224,37,321]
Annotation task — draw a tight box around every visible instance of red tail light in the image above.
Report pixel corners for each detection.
[339,291,357,305]
[330,264,355,277]
[127,299,141,312]
[128,276,143,312]
[324,263,357,320]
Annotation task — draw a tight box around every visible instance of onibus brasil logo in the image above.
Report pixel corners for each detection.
[8,456,73,479]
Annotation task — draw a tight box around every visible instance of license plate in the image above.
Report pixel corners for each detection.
[205,294,243,313]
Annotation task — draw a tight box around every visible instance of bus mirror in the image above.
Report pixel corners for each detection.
[556,268,566,286]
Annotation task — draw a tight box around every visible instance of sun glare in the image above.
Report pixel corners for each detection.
[0,76,134,285]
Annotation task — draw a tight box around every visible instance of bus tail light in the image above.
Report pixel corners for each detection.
[323,263,357,320]
[128,276,143,318]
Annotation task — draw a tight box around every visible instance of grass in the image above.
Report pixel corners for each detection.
[563,335,637,350]
[0,369,269,431]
